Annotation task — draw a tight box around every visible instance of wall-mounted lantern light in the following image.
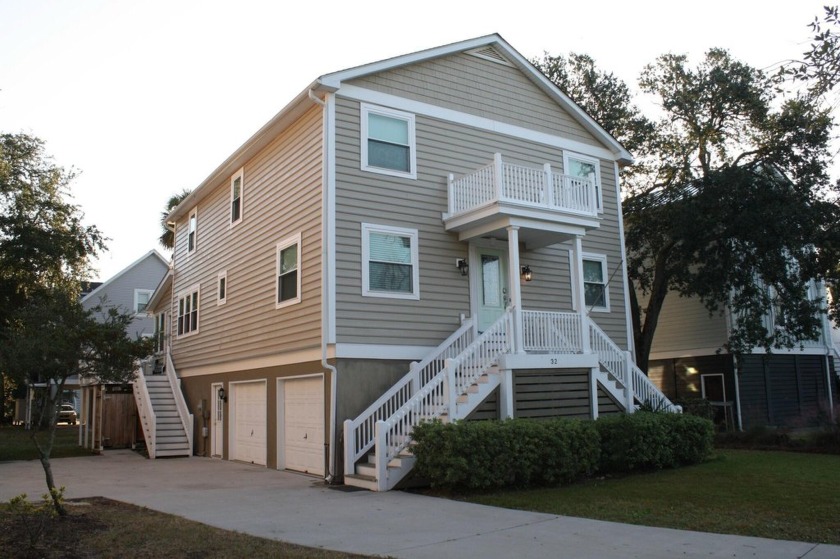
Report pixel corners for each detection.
[218,387,227,402]
[456,258,469,276]
[521,265,533,282]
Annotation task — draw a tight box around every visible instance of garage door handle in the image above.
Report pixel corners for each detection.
[303,433,307,439]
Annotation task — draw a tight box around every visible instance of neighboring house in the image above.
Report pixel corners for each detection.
[144,34,675,490]
[76,250,170,451]
[645,284,837,431]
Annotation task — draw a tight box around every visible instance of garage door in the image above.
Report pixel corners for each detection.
[231,381,266,466]
[283,377,324,476]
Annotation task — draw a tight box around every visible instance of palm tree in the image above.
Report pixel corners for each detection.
[158,189,191,250]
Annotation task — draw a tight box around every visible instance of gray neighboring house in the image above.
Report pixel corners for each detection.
[76,250,170,450]
[80,250,170,339]
[146,34,678,490]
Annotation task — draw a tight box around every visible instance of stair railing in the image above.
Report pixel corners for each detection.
[165,351,194,454]
[588,318,679,412]
[132,361,157,458]
[343,318,476,476]
[373,310,514,489]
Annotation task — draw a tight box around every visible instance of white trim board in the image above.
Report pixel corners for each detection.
[334,343,434,360]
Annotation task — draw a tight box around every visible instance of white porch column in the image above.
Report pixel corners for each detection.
[507,225,524,353]
[572,235,591,353]
[590,368,599,420]
[499,369,514,420]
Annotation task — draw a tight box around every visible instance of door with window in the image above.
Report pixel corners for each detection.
[211,383,224,458]
[476,248,508,332]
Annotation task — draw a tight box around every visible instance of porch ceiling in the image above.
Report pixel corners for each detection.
[448,213,595,250]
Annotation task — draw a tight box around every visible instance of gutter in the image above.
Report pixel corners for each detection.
[308,88,339,484]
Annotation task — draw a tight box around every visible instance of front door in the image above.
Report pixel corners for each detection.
[211,383,224,458]
[477,248,508,332]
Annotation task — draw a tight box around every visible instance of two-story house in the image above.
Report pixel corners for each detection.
[73,250,169,450]
[645,285,837,431]
[143,34,675,490]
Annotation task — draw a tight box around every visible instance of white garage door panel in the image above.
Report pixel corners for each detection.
[232,381,266,466]
[284,377,324,475]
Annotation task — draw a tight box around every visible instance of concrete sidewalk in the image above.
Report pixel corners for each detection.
[1,451,837,559]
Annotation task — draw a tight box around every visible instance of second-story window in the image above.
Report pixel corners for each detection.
[134,289,153,314]
[361,104,417,179]
[177,286,200,336]
[276,233,301,308]
[188,208,198,253]
[218,270,227,306]
[230,168,243,225]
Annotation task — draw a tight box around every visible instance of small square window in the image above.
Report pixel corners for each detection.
[276,234,301,308]
[230,169,243,225]
[362,223,419,300]
[361,104,417,179]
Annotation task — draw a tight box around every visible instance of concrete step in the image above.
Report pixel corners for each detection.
[343,473,378,491]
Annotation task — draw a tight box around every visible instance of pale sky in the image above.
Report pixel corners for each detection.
[0,0,832,281]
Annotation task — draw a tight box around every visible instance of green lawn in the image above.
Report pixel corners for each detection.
[465,450,840,544]
[0,425,96,462]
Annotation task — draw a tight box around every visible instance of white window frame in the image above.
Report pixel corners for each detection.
[360,103,417,180]
[187,208,198,253]
[217,270,227,306]
[177,284,201,338]
[276,233,302,309]
[362,223,420,300]
[230,168,244,226]
[563,151,602,212]
[581,252,610,313]
[133,289,153,315]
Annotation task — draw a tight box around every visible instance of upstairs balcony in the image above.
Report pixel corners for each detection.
[442,153,601,247]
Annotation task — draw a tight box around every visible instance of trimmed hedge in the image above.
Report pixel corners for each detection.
[411,412,714,490]
[412,418,599,490]
[595,412,714,472]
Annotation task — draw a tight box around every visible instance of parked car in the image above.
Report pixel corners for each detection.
[58,404,77,425]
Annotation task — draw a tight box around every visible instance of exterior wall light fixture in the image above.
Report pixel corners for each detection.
[521,265,533,282]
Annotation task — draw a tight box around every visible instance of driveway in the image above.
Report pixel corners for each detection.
[1,451,837,559]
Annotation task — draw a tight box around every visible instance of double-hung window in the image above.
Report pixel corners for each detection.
[134,289,153,314]
[177,286,200,336]
[563,152,602,212]
[361,104,417,179]
[362,223,419,300]
[582,253,609,312]
[187,208,198,253]
[230,168,243,225]
[276,233,301,308]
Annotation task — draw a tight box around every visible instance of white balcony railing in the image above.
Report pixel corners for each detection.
[447,153,598,218]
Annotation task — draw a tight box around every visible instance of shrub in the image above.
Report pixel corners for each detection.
[595,412,713,472]
[412,419,599,490]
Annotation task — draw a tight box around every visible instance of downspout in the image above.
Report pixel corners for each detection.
[309,88,339,483]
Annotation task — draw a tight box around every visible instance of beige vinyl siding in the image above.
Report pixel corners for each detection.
[646,289,729,357]
[334,95,630,349]
[347,52,601,149]
[170,106,323,371]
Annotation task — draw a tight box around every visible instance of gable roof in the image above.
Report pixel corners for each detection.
[81,250,170,305]
[167,34,633,222]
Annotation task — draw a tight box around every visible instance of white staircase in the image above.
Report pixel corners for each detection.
[133,352,193,459]
[343,309,676,491]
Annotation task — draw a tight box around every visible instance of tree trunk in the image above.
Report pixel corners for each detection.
[30,382,67,517]
[634,251,673,373]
